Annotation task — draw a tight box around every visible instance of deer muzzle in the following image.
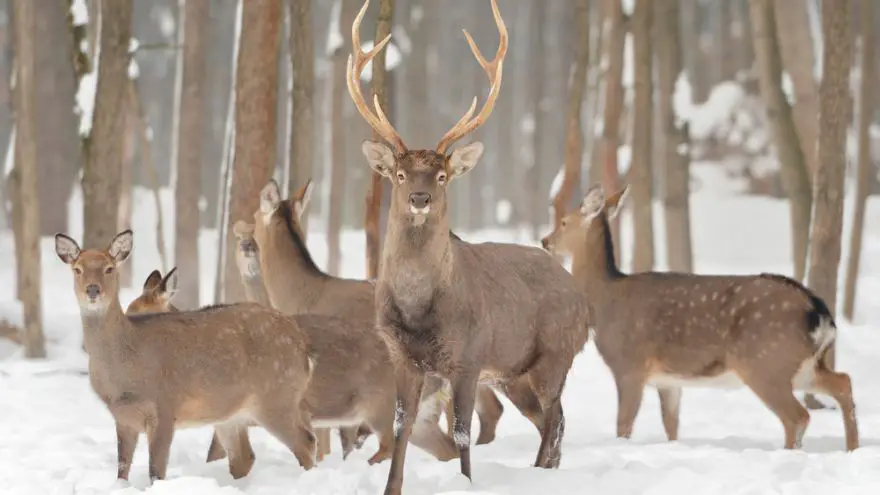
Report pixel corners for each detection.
[409,192,432,214]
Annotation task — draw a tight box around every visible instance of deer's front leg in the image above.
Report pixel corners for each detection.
[450,372,479,480]
[147,413,175,482]
[115,421,139,481]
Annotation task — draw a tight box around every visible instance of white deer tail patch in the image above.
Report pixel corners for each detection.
[812,315,836,358]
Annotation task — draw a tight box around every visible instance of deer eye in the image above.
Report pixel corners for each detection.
[561,219,568,227]
[73,266,83,275]
[105,266,115,275]
[437,172,447,184]
[396,172,406,183]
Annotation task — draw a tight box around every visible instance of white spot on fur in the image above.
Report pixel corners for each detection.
[410,205,430,215]
[754,312,762,320]
[394,403,405,438]
[700,294,707,303]
[811,316,836,356]
[453,428,470,449]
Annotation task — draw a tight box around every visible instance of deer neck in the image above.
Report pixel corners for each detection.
[240,271,273,307]
[260,223,328,312]
[381,210,453,298]
[570,216,623,297]
[80,298,135,357]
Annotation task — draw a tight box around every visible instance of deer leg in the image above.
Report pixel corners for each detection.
[255,408,316,470]
[146,413,175,482]
[383,368,425,495]
[500,376,545,435]
[474,384,503,445]
[338,425,361,460]
[811,368,859,451]
[315,428,331,462]
[526,357,568,469]
[657,387,682,441]
[115,421,139,481]
[214,423,256,479]
[205,430,228,462]
[742,376,810,449]
[449,373,479,480]
[409,391,459,461]
[614,374,646,439]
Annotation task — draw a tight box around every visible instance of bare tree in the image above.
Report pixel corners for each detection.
[550,0,590,229]
[630,0,655,272]
[12,0,45,358]
[82,0,132,252]
[749,0,813,282]
[804,0,854,409]
[174,0,209,309]
[657,0,692,272]
[224,0,284,302]
[289,0,314,240]
[773,0,820,178]
[327,0,358,276]
[842,0,876,322]
[600,0,625,262]
[364,0,394,279]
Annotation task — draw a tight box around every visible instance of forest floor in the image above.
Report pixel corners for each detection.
[1,163,880,494]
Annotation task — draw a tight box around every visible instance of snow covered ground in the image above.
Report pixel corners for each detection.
[2,163,880,494]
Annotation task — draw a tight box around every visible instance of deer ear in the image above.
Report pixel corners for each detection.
[361,141,395,178]
[108,230,133,264]
[260,180,282,215]
[293,178,314,219]
[448,142,484,179]
[54,233,81,265]
[143,270,163,291]
[233,220,255,239]
[158,267,179,302]
[579,185,605,225]
[605,185,630,221]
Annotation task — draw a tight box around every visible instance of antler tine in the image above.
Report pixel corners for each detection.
[346,0,407,152]
[436,0,508,154]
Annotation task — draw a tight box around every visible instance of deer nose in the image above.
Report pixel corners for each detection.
[540,237,550,250]
[409,192,431,209]
[86,284,101,299]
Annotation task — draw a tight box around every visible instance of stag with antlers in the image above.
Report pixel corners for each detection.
[346,1,591,493]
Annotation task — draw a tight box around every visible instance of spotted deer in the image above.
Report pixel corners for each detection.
[347,1,591,492]
[540,185,859,451]
[54,230,318,482]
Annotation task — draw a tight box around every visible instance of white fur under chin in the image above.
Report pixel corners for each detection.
[410,205,430,215]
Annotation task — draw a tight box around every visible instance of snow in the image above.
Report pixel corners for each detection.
[3,165,880,493]
[70,0,89,26]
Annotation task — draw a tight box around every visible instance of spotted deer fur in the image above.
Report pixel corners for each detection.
[540,185,859,451]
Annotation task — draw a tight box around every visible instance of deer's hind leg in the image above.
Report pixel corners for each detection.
[214,423,256,479]
[657,387,682,441]
[254,406,316,470]
[525,354,572,469]
[810,367,859,451]
[315,428,331,462]
[740,371,810,449]
[498,375,545,435]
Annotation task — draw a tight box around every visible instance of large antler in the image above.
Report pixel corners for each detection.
[346,0,407,152]
[435,0,508,154]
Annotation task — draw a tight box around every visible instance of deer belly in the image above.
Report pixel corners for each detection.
[648,371,745,390]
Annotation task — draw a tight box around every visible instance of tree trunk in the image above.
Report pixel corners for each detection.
[712,0,736,82]
[365,0,393,280]
[680,0,709,103]
[174,0,209,310]
[842,0,876,322]
[34,0,81,236]
[600,0,625,262]
[224,0,283,303]
[327,0,358,277]
[289,0,314,240]
[83,0,132,251]
[657,0,693,273]
[13,0,46,358]
[630,0,654,273]
[805,0,854,397]
[773,0,820,178]
[116,106,135,289]
[527,0,547,239]
[551,0,590,229]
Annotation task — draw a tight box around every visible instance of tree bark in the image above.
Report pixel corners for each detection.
[327,0,358,277]
[83,0,131,251]
[657,0,693,273]
[174,0,209,310]
[551,0,590,229]
[527,0,547,239]
[806,0,854,386]
[630,0,654,272]
[842,0,876,322]
[748,0,813,282]
[34,0,81,235]
[773,0,820,178]
[680,0,709,103]
[600,0,625,262]
[365,0,393,280]
[13,0,46,358]
[289,0,314,240]
[224,0,283,302]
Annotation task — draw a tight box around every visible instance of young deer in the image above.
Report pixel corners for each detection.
[540,185,859,451]
[55,230,318,482]
[126,269,179,314]
[223,211,464,464]
[347,1,591,492]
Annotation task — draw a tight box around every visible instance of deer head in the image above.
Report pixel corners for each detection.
[350,0,507,227]
[541,185,629,256]
[54,230,133,313]
[254,179,314,243]
[126,268,180,314]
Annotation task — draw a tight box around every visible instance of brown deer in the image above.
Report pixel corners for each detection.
[54,230,317,482]
[347,1,591,493]
[540,185,859,452]
[126,269,179,314]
